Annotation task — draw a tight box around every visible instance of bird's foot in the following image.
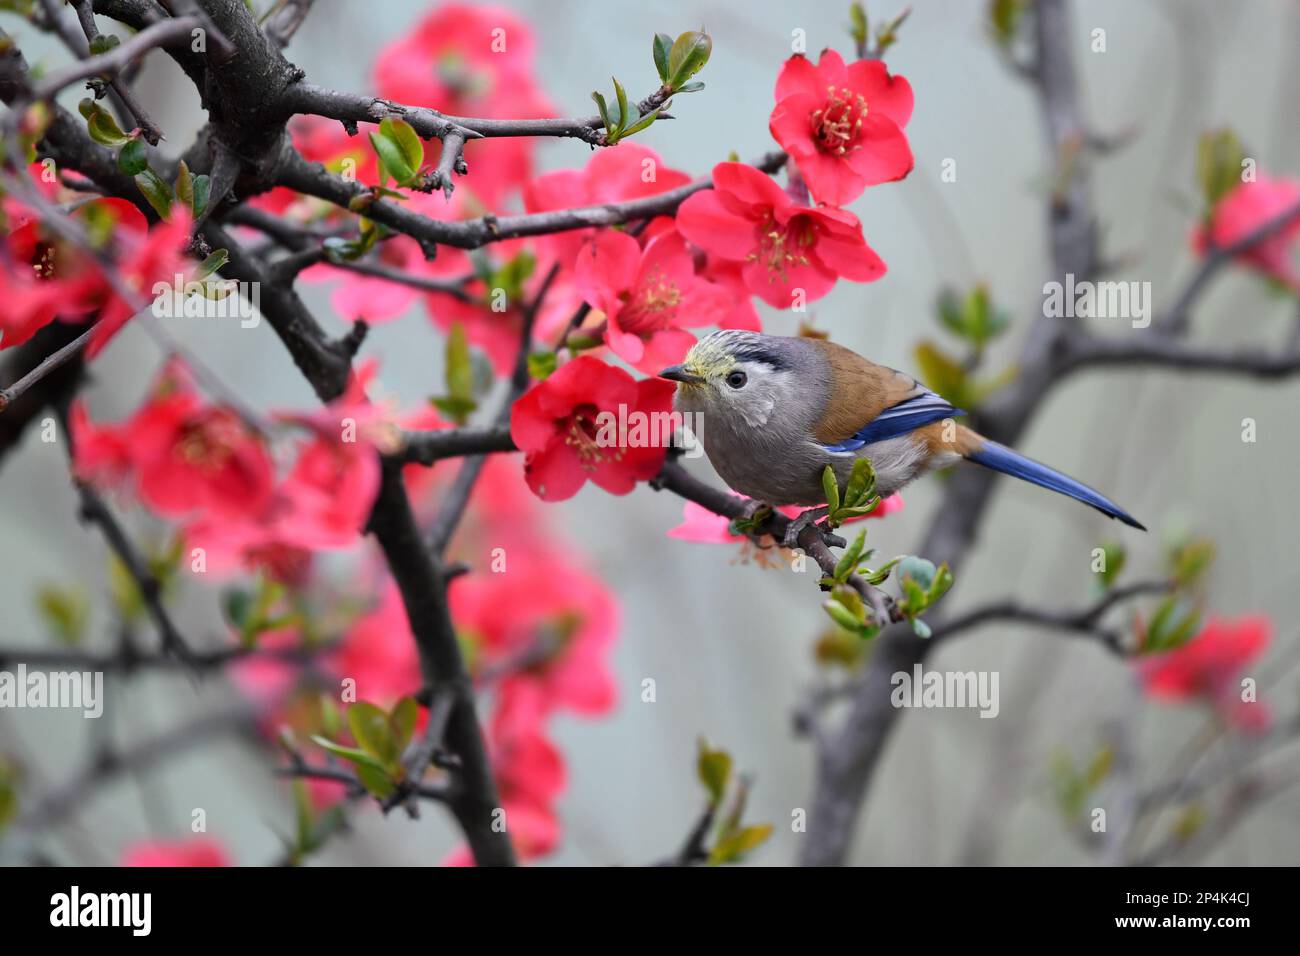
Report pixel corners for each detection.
[781,506,838,550]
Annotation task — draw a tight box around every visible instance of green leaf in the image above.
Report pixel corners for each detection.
[0,758,16,833]
[874,6,911,53]
[488,249,537,304]
[862,556,901,586]
[221,587,252,634]
[927,562,955,603]
[990,0,1028,46]
[354,763,397,799]
[384,117,423,177]
[107,554,145,622]
[849,2,869,48]
[308,735,388,773]
[666,30,712,90]
[834,531,867,581]
[135,167,173,220]
[612,76,632,134]
[1095,540,1126,589]
[440,322,476,423]
[652,32,673,82]
[823,598,862,632]
[821,465,841,514]
[696,739,731,807]
[675,81,705,94]
[1142,597,1201,653]
[1168,536,1215,589]
[1085,745,1114,788]
[80,98,130,146]
[527,351,557,380]
[1197,129,1245,211]
[914,339,968,407]
[911,617,932,639]
[390,697,418,754]
[842,457,877,507]
[88,33,121,56]
[431,396,477,421]
[174,159,194,213]
[708,823,773,865]
[117,137,147,176]
[197,248,228,279]
[347,701,400,768]
[591,90,611,130]
[369,118,422,186]
[190,173,211,218]
[36,585,89,645]
[619,107,660,141]
[292,779,314,853]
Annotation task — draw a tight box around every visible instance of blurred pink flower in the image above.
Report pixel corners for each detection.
[121,837,230,867]
[1135,615,1272,732]
[1191,173,1300,290]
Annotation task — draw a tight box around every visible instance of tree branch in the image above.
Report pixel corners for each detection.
[929,579,1173,653]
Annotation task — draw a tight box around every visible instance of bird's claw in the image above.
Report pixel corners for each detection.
[781,506,831,550]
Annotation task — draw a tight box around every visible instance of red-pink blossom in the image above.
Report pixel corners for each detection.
[121,837,231,867]
[575,230,732,372]
[71,359,275,520]
[769,48,914,206]
[1135,615,1272,732]
[676,162,886,309]
[372,3,552,207]
[525,143,692,269]
[510,356,676,501]
[1191,173,1300,290]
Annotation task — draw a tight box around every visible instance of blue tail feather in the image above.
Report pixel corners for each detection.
[966,441,1146,530]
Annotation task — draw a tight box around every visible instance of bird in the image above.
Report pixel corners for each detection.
[659,330,1145,544]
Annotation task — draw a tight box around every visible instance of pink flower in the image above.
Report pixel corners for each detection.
[701,257,763,332]
[254,116,380,217]
[372,4,552,207]
[330,581,422,705]
[525,143,692,269]
[1135,615,1272,732]
[182,366,385,578]
[2,195,188,354]
[86,203,193,359]
[441,723,564,866]
[510,356,676,501]
[454,557,619,718]
[71,359,275,520]
[1191,173,1300,290]
[668,493,904,543]
[769,49,914,206]
[575,230,732,372]
[121,837,230,867]
[676,161,886,309]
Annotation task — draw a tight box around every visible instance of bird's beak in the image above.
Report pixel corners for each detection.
[658,364,704,385]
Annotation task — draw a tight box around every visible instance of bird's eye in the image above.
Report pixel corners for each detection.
[726,370,748,389]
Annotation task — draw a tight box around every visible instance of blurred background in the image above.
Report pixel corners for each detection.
[1,0,1298,865]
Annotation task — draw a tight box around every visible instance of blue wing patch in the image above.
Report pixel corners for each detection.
[821,390,964,453]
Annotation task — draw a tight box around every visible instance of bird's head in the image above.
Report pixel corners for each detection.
[658,331,803,428]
